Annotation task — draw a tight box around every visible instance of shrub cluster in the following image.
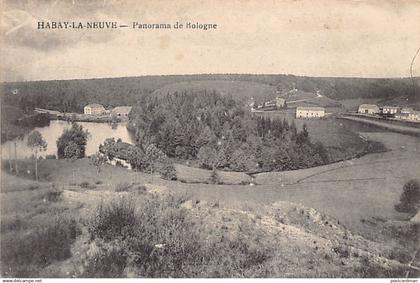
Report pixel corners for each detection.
[395,179,420,214]
[1,216,81,277]
[57,123,89,159]
[99,138,177,180]
[84,194,275,277]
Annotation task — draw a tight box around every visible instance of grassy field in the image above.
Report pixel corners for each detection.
[285,90,342,108]
[1,168,417,277]
[3,130,418,237]
[2,126,419,277]
[255,114,371,162]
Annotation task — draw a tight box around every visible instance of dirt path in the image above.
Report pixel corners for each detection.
[340,116,420,135]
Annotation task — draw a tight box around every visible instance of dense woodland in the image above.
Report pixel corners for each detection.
[1,74,418,114]
[128,91,329,172]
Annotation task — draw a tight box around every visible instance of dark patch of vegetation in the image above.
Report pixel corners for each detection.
[362,141,388,155]
[57,123,89,159]
[209,169,222,184]
[353,255,408,278]
[44,186,63,202]
[395,179,420,214]
[79,181,96,189]
[1,104,50,143]
[99,138,176,179]
[333,244,350,258]
[130,91,329,172]
[88,198,137,242]
[84,194,276,277]
[1,216,81,277]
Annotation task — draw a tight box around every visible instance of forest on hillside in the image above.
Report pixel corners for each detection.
[1,74,418,114]
[128,91,329,172]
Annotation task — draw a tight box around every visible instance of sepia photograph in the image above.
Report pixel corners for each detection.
[0,0,420,280]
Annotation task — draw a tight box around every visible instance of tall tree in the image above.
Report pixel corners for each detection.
[57,123,89,159]
[91,152,107,174]
[27,130,47,181]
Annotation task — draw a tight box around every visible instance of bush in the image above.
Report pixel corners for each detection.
[160,163,177,180]
[395,179,420,214]
[209,169,222,185]
[83,240,128,278]
[57,123,89,159]
[44,187,63,202]
[88,198,137,241]
[1,216,81,277]
[45,154,57,159]
[84,193,275,278]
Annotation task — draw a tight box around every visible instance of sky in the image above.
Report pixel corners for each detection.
[1,0,420,82]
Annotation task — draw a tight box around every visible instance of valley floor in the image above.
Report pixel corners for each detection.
[1,130,419,277]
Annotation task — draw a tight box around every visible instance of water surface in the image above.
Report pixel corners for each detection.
[1,120,135,159]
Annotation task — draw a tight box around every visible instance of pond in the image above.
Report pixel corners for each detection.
[1,120,135,159]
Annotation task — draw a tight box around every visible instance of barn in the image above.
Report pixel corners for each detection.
[84,104,106,115]
[382,106,400,115]
[358,104,380,115]
[296,106,325,119]
[112,106,132,118]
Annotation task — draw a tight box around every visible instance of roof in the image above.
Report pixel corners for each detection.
[296,106,325,111]
[85,103,105,108]
[112,106,132,113]
[359,104,379,109]
[383,105,400,109]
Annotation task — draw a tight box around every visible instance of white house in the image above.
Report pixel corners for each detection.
[358,104,380,115]
[84,104,106,115]
[382,106,400,115]
[408,111,420,121]
[275,97,286,108]
[296,106,325,118]
[401,108,413,114]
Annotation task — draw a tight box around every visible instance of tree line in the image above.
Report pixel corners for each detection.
[2,74,417,114]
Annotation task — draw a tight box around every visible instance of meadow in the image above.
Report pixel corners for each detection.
[1,164,417,277]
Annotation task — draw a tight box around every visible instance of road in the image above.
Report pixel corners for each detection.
[340,115,420,135]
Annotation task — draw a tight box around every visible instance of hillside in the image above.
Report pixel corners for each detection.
[284,90,342,108]
[151,80,277,103]
[1,171,418,277]
[1,74,418,113]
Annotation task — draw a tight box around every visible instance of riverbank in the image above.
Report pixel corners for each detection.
[1,105,50,143]
[1,120,135,159]
[339,115,420,136]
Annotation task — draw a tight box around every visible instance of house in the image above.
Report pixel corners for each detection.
[84,104,106,115]
[296,106,325,118]
[382,106,400,115]
[358,104,380,115]
[257,97,286,111]
[401,108,413,114]
[112,106,132,118]
[275,97,286,108]
[408,111,420,121]
[395,112,410,120]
